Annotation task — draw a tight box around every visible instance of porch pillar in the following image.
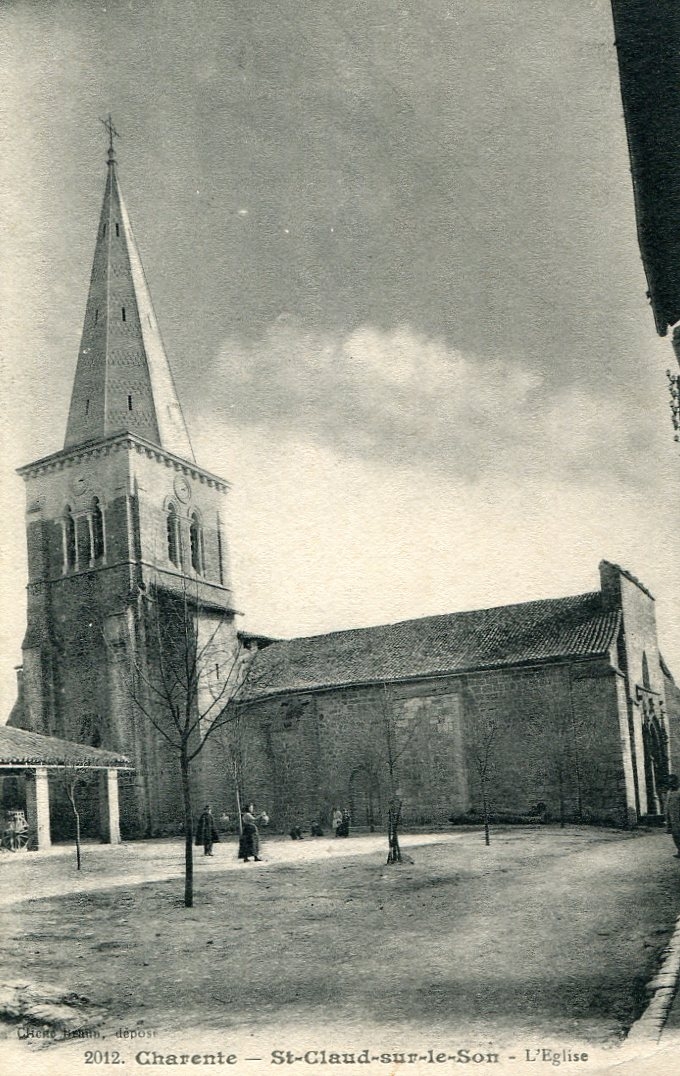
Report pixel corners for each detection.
[99,768,121,845]
[25,766,51,850]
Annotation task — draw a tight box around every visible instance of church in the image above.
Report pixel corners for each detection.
[7,139,680,839]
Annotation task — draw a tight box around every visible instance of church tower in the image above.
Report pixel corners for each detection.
[13,126,238,835]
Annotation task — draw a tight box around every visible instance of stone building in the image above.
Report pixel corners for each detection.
[8,142,679,837]
[9,138,239,836]
[217,560,677,831]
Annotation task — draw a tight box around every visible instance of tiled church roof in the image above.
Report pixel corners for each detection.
[247,591,621,699]
[0,726,131,768]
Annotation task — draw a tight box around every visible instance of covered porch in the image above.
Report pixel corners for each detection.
[0,726,131,851]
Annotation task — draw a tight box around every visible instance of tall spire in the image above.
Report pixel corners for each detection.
[64,122,195,461]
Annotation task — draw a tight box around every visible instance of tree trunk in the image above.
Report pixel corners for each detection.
[481,780,490,846]
[180,747,194,908]
[67,782,82,870]
[235,784,243,836]
[75,806,82,871]
[386,800,403,864]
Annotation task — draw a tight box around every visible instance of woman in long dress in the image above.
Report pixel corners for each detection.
[239,804,265,862]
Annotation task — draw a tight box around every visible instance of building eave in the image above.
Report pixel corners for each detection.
[17,431,230,492]
[0,760,133,770]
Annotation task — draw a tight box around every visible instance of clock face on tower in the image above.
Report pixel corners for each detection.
[173,475,191,503]
[69,474,90,498]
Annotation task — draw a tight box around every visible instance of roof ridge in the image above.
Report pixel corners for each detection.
[245,592,619,699]
[264,590,603,648]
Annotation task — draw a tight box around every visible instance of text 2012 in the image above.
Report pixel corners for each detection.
[84,1051,125,1064]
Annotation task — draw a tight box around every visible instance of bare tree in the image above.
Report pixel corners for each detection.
[58,764,96,870]
[375,685,422,865]
[467,696,497,846]
[119,579,256,907]
[216,698,249,838]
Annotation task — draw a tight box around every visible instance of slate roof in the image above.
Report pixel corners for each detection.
[63,144,195,459]
[247,591,621,700]
[0,726,131,768]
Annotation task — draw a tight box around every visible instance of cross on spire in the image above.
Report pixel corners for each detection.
[100,114,120,163]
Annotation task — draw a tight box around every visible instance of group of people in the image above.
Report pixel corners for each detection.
[196,804,354,858]
[288,818,330,839]
[193,786,680,865]
[194,803,269,862]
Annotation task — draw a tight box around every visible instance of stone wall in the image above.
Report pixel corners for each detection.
[664,667,680,774]
[197,654,631,832]
[463,658,629,825]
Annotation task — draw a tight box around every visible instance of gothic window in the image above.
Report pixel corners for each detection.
[167,502,180,567]
[64,506,76,570]
[92,497,105,561]
[190,512,203,574]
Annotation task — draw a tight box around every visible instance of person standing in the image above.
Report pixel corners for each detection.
[331,807,343,837]
[195,805,219,857]
[240,804,264,862]
[665,774,680,858]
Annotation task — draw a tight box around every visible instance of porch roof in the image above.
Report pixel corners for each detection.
[0,726,131,769]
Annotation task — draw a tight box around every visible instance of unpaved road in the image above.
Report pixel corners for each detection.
[0,826,678,1075]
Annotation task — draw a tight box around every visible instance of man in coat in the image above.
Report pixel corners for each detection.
[195,805,220,857]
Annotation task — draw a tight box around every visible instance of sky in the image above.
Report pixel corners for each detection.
[1,0,678,720]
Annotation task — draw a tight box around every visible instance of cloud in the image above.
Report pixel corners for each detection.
[212,321,656,485]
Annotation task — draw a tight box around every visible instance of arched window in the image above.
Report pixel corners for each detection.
[91,497,105,561]
[167,502,180,567]
[64,506,76,570]
[190,512,203,574]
